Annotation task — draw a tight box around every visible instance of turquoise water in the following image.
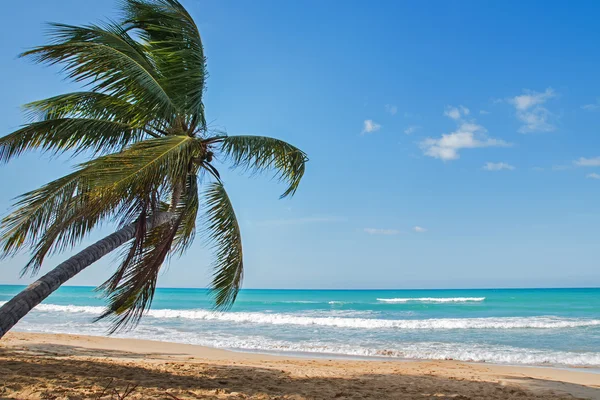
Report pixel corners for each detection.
[1,286,599,367]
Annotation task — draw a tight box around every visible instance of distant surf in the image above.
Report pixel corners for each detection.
[377,297,485,303]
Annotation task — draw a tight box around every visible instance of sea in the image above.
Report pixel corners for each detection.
[1,286,599,368]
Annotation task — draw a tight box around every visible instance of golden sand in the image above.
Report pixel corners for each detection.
[1,332,598,399]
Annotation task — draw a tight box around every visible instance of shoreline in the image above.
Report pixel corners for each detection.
[1,332,599,399]
[10,328,600,373]
[225,346,600,375]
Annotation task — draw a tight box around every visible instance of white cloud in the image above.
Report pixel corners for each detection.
[508,88,556,133]
[413,226,427,233]
[483,162,515,171]
[385,104,398,115]
[362,119,381,134]
[552,165,571,171]
[582,100,600,111]
[516,108,555,133]
[404,125,420,135]
[444,105,470,120]
[479,110,490,115]
[574,157,600,167]
[532,167,545,172]
[420,121,510,161]
[510,88,555,111]
[586,173,600,180]
[364,228,400,235]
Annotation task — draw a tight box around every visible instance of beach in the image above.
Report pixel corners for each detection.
[3,287,600,367]
[1,332,599,399]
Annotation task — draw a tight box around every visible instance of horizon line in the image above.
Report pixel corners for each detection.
[1,284,599,291]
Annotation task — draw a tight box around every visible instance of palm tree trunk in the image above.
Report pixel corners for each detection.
[0,213,173,339]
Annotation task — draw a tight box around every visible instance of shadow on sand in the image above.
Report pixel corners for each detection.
[0,344,597,399]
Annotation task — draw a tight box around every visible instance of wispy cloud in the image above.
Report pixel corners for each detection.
[532,167,545,172]
[483,162,515,171]
[404,125,421,135]
[258,216,347,226]
[413,226,427,233]
[552,165,572,171]
[479,110,490,115]
[508,88,556,133]
[587,173,600,180]
[362,119,381,134]
[582,99,600,111]
[364,228,400,235]
[385,104,398,115]
[443,105,470,120]
[420,121,510,161]
[574,157,600,167]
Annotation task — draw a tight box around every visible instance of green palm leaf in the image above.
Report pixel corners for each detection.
[123,0,207,125]
[203,182,243,309]
[97,217,181,332]
[22,22,177,119]
[0,118,143,162]
[172,174,199,255]
[97,189,194,332]
[218,135,308,198]
[24,92,144,121]
[0,170,90,257]
[80,135,203,198]
[1,135,200,271]
[23,194,118,276]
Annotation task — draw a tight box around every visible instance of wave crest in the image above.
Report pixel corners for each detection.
[377,297,485,303]
[12,302,600,330]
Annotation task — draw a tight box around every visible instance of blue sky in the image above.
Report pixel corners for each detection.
[1,0,600,289]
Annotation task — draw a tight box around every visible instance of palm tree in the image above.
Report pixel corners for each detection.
[0,0,307,338]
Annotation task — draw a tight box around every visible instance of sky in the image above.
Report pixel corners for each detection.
[1,0,600,289]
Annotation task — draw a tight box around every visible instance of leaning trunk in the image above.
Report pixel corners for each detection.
[0,213,173,339]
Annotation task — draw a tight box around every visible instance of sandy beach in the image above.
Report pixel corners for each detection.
[0,332,597,399]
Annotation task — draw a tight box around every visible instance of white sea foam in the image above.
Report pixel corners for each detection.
[29,303,105,314]
[377,297,486,303]
[9,302,600,330]
[13,319,600,367]
[209,338,600,366]
[191,337,600,366]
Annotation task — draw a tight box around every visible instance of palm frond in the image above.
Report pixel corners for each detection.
[22,194,117,276]
[3,176,152,276]
[218,135,308,198]
[122,0,207,127]
[0,118,143,162]
[97,217,180,332]
[23,92,147,125]
[203,182,243,309]
[97,188,193,332]
[171,174,199,255]
[0,170,90,258]
[79,135,203,200]
[21,22,177,119]
[1,135,199,270]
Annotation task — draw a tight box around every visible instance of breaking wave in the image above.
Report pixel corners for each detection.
[377,297,486,303]
[11,302,600,330]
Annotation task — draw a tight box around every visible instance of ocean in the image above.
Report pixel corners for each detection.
[1,286,599,368]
